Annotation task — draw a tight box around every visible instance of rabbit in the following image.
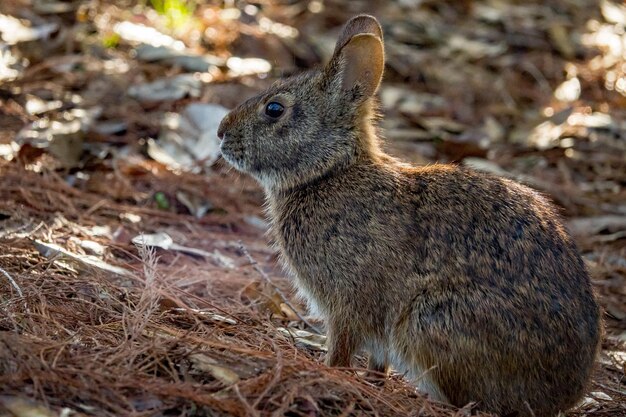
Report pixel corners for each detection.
[217,15,601,417]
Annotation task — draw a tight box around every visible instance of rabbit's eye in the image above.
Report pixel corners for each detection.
[265,102,285,118]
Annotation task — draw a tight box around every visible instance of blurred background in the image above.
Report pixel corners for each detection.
[0,1,625,416]
[2,1,626,211]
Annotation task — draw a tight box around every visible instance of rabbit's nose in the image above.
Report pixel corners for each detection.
[217,124,226,141]
[217,116,230,141]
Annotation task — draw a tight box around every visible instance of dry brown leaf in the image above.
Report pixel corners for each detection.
[188,353,240,385]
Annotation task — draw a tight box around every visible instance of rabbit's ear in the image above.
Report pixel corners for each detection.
[325,15,384,100]
[332,15,383,57]
[337,34,384,99]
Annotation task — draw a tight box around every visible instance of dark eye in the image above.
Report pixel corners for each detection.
[265,102,285,118]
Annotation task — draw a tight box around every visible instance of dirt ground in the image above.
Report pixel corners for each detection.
[0,0,625,416]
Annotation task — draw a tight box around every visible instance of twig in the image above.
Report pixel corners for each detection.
[252,340,283,409]
[238,241,322,335]
[0,265,30,320]
[0,266,23,298]
[233,384,260,417]
[522,61,551,95]
[596,383,626,397]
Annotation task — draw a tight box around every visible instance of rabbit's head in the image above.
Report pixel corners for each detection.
[218,15,385,190]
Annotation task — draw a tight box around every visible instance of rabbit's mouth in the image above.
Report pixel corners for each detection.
[220,136,247,172]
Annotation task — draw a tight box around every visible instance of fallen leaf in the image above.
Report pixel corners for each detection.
[24,95,63,115]
[172,308,237,325]
[132,232,236,267]
[135,44,223,72]
[548,24,575,59]
[78,239,106,256]
[114,21,184,50]
[554,76,581,102]
[92,120,127,135]
[226,57,271,76]
[0,14,58,44]
[33,239,133,277]
[278,327,327,351]
[188,353,240,385]
[244,215,269,230]
[149,103,229,172]
[446,34,506,59]
[0,142,19,161]
[280,303,300,321]
[0,396,61,417]
[590,391,613,401]
[128,74,202,102]
[601,0,626,26]
[176,191,213,218]
[33,0,76,14]
[0,45,21,81]
[16,107,102,168]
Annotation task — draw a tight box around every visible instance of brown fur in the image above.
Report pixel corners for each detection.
[217,15,601,417]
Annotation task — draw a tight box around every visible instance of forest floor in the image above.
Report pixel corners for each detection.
[0,0,625,416]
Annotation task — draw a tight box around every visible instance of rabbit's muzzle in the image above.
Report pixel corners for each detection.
[219,133,247,172]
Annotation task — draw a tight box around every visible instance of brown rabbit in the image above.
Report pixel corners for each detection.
[217,15,601,417]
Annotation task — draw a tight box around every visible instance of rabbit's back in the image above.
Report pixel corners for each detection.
[398,167,600,416]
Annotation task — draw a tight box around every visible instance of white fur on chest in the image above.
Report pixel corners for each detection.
[294,279,326,319]
[279,252,328,320]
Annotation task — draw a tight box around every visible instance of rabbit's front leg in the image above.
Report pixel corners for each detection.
[365,346,389,384]
[367,356,388,374]
[325,321,361,367]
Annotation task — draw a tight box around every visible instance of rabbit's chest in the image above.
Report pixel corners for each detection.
[274,204,367,266]
[270,197,401,288]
